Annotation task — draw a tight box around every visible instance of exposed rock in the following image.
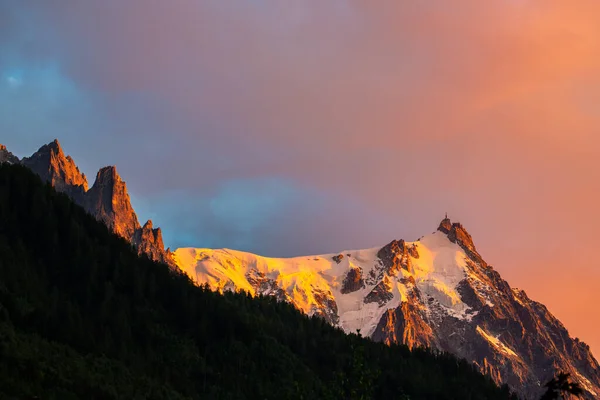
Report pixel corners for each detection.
[20,140,173,266]
[438,218,487,266]
[21,139,88,202]
[372,300,435,349]
[438,216,452,233]
[85,166,141,240]
[400,275,416,286]
[447,222,477,253]
[366,261,386,286]
[364,276,394,306]
[312,289,340,325]
[332,254,344,264]
[407,244,420,259]
[246,270,288,301]
[0,144,19,164]
[132,220,175,266]
[340,267,365,294]
[377,239,413,275]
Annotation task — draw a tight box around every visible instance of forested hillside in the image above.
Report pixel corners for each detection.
[0,164,517,399]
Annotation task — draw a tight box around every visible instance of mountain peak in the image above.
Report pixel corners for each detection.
[176,225,600,398]
[95,166,120,183]
[438,216,453,233]
[437,217,477,254]
[0,144,20,164]
[33,139,63,157]
[49,138,62,151]
[86,165,140,239]
[21,139,88,195]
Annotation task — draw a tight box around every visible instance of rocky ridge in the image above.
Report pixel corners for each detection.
[0,144,20,165]
[174,219,600,399]
[2,140,173,266]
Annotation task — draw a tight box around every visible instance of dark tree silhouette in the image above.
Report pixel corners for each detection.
[540,372,584,400]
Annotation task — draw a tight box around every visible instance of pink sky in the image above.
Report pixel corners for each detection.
[1,1,599,355]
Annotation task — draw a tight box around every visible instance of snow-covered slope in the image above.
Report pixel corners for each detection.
[174,218,600,399]
[175,231,472,336]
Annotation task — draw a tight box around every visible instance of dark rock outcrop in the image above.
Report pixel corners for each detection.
[364,276,394,306]
[0,144,19,164]
[438,219,486,266]
[377,239,414,275]
[312,289,340,325]
[438,216,452,233]
[407,244,420,259]
[246,270,289,301]
[340,267,365,294]
[332,254,344,264]
[132,220,173,266]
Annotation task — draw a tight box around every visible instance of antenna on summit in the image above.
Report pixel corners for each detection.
[445,212,448,219]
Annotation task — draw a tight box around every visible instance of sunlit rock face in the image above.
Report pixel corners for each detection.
[132,220,174,266]
[174,220,600,399]
[21,139,88,203]
[18,140,174,267]
[85,166,141,240]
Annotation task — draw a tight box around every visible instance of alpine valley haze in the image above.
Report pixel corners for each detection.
[2,140,599,399]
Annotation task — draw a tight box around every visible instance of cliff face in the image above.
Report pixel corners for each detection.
[85,166,141,240]
[7,140,174,267]
[132,220,173,266]
[174,221,600,399]
[21,140,88,203]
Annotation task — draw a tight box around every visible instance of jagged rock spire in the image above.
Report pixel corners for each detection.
[437,216,477,253]
[0,144,20,164]
[19,139,175,266]
[133,220,173,265]
[21,139,88,200]
[86,165,141,240]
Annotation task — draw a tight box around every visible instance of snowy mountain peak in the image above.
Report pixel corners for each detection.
[174,222,600,399]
